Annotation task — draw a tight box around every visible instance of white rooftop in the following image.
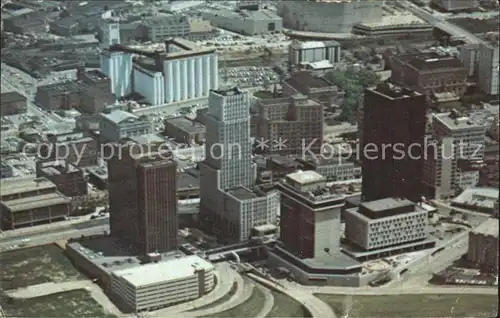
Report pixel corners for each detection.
[451,187,499,210]
[286,170,325,185]
[112,255,213,288]
[102,110,139,124]
[472,218,499,237]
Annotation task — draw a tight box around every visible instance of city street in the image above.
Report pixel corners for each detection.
[399,1,485,44]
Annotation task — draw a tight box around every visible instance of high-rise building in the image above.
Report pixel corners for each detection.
[108,146,178,254]
[477,37,499,96]
[278,170,343,258]
[255,94,323,155]
[199,88,279,243]
[422,111,486,199]
[361,83,427,202]
[268,170,363,285]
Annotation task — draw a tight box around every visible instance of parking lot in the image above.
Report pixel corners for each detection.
[219,67,279,88]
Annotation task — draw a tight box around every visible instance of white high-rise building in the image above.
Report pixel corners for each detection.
[477,40,499,96]
[199,88,279,243]
[423,111,486,199]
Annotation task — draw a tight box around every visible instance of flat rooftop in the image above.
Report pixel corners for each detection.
[112,255,213,288]
[177,172,200,191]
[472,218,499,237]
[127,133,166,146]
[361,197,415,213]
[2,192,70,212]
[370,83,422,100]
[357,13,426,28]
[205,8,280,21]
[286,170,325,185]
[228,186,258,200]
[451,187,499,210]
[39,160,80,175]
[84,70,109,81]
[37,80,83,95]
[0,177,56,198]
[405,53,463,71]
[434,112,486,131]
[165,116,205,134]
[272,245,361,271]
[285,71,333,90]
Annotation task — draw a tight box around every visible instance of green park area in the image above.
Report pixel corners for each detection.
[0,244,83,290]
[324,67,380,122]
[315,293,498,318]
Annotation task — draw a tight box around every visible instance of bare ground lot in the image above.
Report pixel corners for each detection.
[315,293,498,318]
[0,244,84,290]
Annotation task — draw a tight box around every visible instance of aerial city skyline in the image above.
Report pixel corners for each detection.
[0,0,498,317]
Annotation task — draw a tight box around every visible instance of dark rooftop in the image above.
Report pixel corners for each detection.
[1,91,27,104]
[37,80,84,95]
[228,186,257,200]
[212,87,243,96]
[177,172,200,191]
[403,52,464,71]
[285,71,332,91]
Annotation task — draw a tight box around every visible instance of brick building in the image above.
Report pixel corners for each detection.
[0,92,27,116]
[390,52,468,99]
[282,71,344,108]
[41,132,99,168]
[36,160,88,197]
[255,94,323,155]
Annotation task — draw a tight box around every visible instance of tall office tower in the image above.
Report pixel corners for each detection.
[361,83,427,203]
[108,146,178,254]
[477,37,499,96]
[278,170,344,258]
[200,88,279,243]
[422,111,486,199]
[268,170,362,285]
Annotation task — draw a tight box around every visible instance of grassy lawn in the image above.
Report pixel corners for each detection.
[0,244,84,290]
[315,293,498,318]
[1,289,116,318]
[266,290,312,318]
[204,285,266,318]
[190,282,238,311]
